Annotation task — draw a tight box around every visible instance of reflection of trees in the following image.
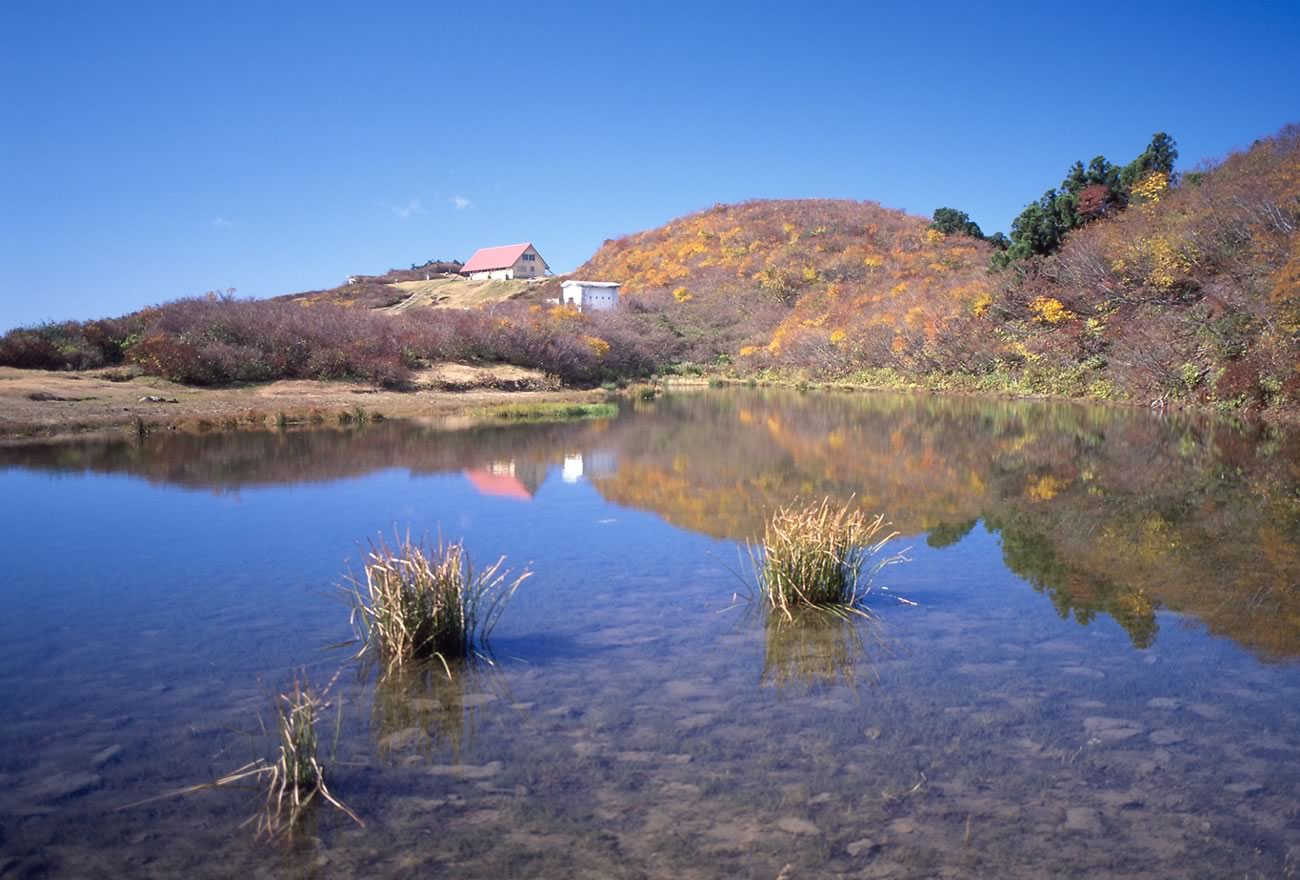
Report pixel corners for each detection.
[991,515,1158,649]
[5,389,1300,658]
[591,390,1300,659]
[761,610,876,691]
[926,520,977,549]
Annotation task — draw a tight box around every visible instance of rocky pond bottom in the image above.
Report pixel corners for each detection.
[2,390,1299,878]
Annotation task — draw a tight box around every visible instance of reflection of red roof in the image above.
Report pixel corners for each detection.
[465,469,532,501]
[461,243,539,274]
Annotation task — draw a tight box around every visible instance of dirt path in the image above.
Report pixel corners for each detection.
[0,365,600,441]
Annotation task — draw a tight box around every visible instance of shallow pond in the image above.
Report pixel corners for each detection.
[2,389,1299,878]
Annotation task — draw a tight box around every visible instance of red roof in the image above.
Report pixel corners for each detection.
[461,243,540,274]
[464,469,532,501]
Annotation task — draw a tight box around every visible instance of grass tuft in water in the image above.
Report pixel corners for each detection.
[627,382,660,400]
[752,497,901,620]
[118,671,360,840]
[346,533,530,671]
[255,674,359,838]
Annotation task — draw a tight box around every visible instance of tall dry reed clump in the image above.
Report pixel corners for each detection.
[346,534,529,671]
[754,497,901,620]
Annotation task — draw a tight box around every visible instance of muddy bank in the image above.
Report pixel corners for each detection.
[0,365,600,441]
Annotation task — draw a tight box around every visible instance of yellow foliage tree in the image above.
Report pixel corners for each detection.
[1030,296,1072,324]
[1130,171,1170,208]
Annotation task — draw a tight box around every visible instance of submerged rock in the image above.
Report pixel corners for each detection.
[674,713,716,732]
[27,771,101,803]
[379,727,425,751]
[90,745,123,769]
[1064,807,1104,833]
[1083,717,1144,743]
[572,741,603,758]
[1146,697,1182,710]
[887,817,917,834]
[846,837,880,857]
[458,692,497,709]
[426,761,502,779]
[776,817,820,835]
[1061,665,1106,679]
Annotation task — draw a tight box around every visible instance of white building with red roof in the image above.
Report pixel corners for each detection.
[460,242,548,281]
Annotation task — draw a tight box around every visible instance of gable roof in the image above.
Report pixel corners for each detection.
[464,469,532,501]
[461,243,544,274]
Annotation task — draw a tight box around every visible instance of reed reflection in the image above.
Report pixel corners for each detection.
[760,610,880,692]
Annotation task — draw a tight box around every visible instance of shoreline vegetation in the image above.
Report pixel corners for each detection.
[2,125,1297,433]
[3,359,1297,444]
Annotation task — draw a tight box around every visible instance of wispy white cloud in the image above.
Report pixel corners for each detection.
[210,216,235,228]
[451,195,473,210]
[391,198,426,219]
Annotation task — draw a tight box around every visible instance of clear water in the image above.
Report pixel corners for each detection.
[2,389,1298,878]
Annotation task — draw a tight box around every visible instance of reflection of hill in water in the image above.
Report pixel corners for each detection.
[595,392,1300,660]
[5,391,1300,659]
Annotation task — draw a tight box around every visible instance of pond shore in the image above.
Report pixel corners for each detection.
[0,365,602,441]
[671,373,1299,422]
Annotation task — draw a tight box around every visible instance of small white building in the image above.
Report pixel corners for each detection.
[561,280,621,312]
[460,243,549,281]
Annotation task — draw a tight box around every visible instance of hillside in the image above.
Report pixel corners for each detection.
[579,199,994,368]
[578,126,1300,411]
[994,125,1300,408]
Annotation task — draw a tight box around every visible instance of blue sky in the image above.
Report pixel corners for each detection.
[2,0,1297,330]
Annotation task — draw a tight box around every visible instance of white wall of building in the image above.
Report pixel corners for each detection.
[561,281,621,312]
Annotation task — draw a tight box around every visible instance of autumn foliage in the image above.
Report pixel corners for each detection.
[995,124,1300,408]
[578,124,1300,411]
[579,198,997,375]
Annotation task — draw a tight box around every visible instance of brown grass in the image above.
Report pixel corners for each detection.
[346,533,530,672]
[753,497,902,620]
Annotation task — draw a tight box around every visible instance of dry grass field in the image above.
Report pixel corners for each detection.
[382,277,536,312]
[0,365,594,440]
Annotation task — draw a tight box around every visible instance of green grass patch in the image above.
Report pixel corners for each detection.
[477,401,617,423]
